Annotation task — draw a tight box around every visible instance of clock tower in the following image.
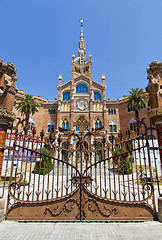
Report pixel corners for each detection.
[72,19,92,79]
[57,19,106,132]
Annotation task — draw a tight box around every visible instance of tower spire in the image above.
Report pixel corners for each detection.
[72,19,92,78]
[78,18,86,62]
[80,18,84,40]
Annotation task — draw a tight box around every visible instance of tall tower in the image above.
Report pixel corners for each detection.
[72,19,92,79]
[57,19,105,132]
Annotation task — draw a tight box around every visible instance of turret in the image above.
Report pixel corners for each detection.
[72,19,92,78]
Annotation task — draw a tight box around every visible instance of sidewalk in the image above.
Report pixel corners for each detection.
[0,221,162,240]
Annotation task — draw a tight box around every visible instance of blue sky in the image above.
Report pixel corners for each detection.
[1,0,162,100]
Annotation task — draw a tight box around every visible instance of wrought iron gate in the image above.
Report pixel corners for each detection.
[1,117,161,221]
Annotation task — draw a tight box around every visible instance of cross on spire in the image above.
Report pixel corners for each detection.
[73,116,90,133]
[80,18,84,27]
[79,18,84,41]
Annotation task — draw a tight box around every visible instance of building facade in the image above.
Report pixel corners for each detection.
[13,23,151,141]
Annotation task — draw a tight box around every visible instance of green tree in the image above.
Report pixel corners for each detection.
[16,94,40,128]
[127,88,147,120]
[113,148,132,174]
[33,147,53,175]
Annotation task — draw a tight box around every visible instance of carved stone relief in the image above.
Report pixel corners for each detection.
[76,98,89,111]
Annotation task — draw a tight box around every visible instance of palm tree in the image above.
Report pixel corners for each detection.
[127,88,147,120]
[16,94,41,129]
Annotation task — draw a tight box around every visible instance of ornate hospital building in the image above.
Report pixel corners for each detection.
[14,22,151,141]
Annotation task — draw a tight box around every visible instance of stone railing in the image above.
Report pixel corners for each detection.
[93,101,103,112]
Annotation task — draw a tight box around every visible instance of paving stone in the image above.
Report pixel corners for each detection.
[0,221,162,240]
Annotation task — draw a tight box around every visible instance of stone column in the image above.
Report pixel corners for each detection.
[0,60,17,222]
[146,61,162,222]
[0,60,17,177]
[146,61,162,167]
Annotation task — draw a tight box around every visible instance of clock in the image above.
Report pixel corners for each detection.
[79,49,84,55]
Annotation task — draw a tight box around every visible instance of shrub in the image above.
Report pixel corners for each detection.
[113,148,132,174]
[33,147,53,175]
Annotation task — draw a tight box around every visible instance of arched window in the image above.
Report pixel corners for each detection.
[63,92,70,101]
[127,106,134,112]
[28,118,35,131]
[76,83,88,93]
[108,108,116,115]
[62,118,69,130]
[129,118,136,131]
[109,120,117,133]
[148,134,156,140]
[94,91,101,101]
[47,121,55,133]
[48,109,56,114]
[95,118,102,129]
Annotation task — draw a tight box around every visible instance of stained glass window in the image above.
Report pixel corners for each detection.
[63,92,70,101]
[76,83,88,93]
[95,118,102,129]
[62,118,69,129]
[94,91,101,101]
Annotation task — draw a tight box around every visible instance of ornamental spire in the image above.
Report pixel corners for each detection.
[80,18,84,40]
[78,18,86,61]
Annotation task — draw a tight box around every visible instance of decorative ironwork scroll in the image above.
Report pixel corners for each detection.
[4,117,159,221]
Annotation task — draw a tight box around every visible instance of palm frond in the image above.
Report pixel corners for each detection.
[127,88,148,119]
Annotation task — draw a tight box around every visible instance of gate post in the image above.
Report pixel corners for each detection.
[146,61,162,222]
[0,60,17,221]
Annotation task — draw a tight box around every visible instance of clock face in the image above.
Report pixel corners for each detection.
[79,49,84,55]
